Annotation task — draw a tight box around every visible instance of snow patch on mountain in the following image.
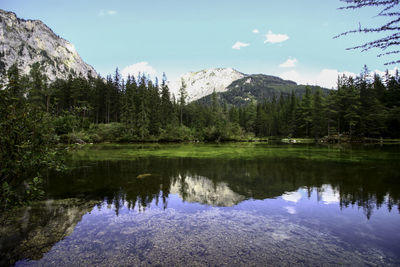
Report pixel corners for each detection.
[168,68,246,102]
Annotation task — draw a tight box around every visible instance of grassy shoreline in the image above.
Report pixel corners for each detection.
[69,142,400,163]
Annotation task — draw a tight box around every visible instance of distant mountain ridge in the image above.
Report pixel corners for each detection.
[169,67,329,106]
[197,74,329,106]
[0,9,97,81]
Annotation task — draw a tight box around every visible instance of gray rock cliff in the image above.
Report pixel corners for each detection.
[0,9,97,81]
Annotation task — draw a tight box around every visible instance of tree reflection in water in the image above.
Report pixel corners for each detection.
[45,157,400,218]
[1,156,399,266]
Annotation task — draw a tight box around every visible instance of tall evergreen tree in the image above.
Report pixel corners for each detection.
[179,78,187,126]
[312,89,326,138]
[296,86,313,137]
[136,75,149,139]
[27,62,48,111]
[341,76,361,138]
[160,73,173,127]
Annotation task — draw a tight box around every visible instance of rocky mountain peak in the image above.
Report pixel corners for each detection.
[168,67,246,102]
[0,9,97,81]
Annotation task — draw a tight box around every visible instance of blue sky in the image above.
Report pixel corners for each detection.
[2,0,399,88]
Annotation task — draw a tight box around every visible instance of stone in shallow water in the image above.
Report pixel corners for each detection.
[136,173,153,179]
[14,205,397,266]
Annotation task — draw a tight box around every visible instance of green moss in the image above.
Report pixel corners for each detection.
[70,143,400,163]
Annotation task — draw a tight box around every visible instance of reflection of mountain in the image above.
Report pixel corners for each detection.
[46,156,400,218]
[170,175,245,206]
[0,198,98,266]
[1,155,398,265]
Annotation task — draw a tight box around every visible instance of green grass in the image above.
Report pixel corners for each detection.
[70,142,400,163]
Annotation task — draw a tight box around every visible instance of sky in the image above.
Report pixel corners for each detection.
[1,0,399,88]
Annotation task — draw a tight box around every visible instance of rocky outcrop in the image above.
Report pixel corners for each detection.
[0,9,97,81]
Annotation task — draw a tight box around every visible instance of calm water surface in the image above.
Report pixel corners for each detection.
[1,143,400,266]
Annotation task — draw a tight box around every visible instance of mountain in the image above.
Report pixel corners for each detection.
[168,68,246,102]
[197,74,329,106]
[168,67,329,105]
[0,9,97,81]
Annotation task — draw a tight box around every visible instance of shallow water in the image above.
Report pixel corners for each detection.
[1,143,400,266]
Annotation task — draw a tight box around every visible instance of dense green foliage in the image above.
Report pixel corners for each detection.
[3,64,400,144]
[236,66,400,139]
[0,64,64,209]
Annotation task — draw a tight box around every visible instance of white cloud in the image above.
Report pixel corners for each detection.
[282,192,302,203]
[372,67,398,78]
[99,10,117,16]
[280,69,357,89]
[264,30,289,44]
[280,58,297,68]
[121,62,157,79]
[232,41,250,50]
[252,29,259,34]
[287,67,399,88]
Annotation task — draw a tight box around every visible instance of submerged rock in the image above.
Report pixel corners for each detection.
[136,173,153,179]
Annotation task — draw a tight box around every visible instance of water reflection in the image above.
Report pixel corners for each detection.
[170,174,245,206]
[46,157,400,218]
[1,155,399,266]
[0,199,98,266]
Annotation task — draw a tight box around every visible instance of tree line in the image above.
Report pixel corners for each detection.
[2,63,400,143]
[244,66,400,140]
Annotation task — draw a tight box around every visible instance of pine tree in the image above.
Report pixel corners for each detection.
[373,73,386,103]
[110,68,122,122]
[148,80,161,136]
[245,98,257,133]
[179,78,187,126]
[136,75,149,139]
[160,73,173,127]
[296,86,313,137]
[341,76,361,139]
[312,89,326,138]
[288,91,298,136]
[5,64,24,98]
[325,90,339,136]
[385,70,400,136]
[255,103,268,137]
[27,62,48,111]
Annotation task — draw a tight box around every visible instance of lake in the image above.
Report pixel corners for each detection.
[1,143,400,266]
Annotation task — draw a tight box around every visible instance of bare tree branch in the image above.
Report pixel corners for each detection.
[378,50,400,56]
[335,0,400,65]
